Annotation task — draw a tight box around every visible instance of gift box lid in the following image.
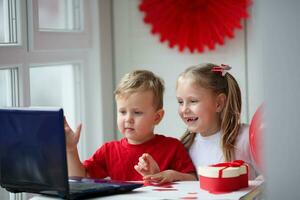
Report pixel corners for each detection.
[198,160,248,178]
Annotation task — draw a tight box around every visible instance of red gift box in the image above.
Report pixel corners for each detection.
[198,160,249,193]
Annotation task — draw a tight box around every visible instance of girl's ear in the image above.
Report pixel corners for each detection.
[154,109,165,125]
[216,93,226,112]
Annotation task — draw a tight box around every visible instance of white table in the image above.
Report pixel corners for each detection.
[30,180,264,200]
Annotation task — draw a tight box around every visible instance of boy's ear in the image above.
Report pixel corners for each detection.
[154,109,165,125]
[216,93,226,112]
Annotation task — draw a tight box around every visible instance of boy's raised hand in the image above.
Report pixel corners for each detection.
[64,117,82,152]
[134,153,160,177]
[143,170,197,184]
[143,170,175,184]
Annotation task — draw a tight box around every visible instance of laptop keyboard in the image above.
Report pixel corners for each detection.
[69,181,117,192]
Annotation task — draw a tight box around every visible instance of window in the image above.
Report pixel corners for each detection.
[29,0,90,50]
[0,0,19,45]
[38,0,82,31]
[0,68,19,106]
[0,0,105,199]
[30,64,81,134]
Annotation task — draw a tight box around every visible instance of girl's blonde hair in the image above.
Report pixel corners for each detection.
[114,70,165,110]
[179,63,241,161]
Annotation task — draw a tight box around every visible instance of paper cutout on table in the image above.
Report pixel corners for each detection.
[144,181,175,188]
[181,191,198,199]
[180,197,198,199]
[187,192,197,194]
[153,188,178,191]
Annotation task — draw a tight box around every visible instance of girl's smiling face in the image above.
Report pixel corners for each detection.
[176,77,221,136]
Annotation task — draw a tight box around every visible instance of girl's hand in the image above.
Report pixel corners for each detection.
[143,170,175,184]
[64,117,82,152]
[134,153,160,176]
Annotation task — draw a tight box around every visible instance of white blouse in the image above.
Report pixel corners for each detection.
[189,124,258,179]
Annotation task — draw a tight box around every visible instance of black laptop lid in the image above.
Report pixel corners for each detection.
[0,107,69,195]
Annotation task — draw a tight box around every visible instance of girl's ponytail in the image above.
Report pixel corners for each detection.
[221,73,242,161]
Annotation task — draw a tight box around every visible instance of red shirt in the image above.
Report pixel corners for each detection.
[83,134,195,181]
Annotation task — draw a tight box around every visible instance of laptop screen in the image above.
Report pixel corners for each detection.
[0,107,69,194]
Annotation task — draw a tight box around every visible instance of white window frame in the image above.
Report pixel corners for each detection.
[0,1,114,199]
[27,0,92,51]
[0,0,21,45]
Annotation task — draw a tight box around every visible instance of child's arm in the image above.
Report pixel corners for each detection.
[134,153,160,176]
[64,117,86,177]
[143,170,197,184]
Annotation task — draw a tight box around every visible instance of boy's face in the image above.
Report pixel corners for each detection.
[116,90,164,144]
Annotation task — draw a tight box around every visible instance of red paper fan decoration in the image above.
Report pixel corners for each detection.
[139,0,251,53]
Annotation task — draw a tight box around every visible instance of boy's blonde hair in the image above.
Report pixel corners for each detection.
[179,63,242,162]
[114,70,165,110]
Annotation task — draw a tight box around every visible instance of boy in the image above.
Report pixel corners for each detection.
[65,70,196,182]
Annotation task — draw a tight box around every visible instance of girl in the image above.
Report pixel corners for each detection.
[177,63,258,179]
[137,63,258,183]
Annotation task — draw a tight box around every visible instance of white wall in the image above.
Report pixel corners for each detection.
[246,0,265,118]
[259,1,300,199]
[84,0,115,156]
[112,0,262,139]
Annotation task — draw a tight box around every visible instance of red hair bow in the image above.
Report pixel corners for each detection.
[211,64,232,76]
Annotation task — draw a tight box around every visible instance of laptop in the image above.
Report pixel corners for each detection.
[0,107,143,199]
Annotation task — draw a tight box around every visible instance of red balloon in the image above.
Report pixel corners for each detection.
[249,104,264,173]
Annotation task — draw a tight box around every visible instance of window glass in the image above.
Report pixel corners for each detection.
[29,64,80,132]
[0,68,18,107]
[38,0,82,31]
[0,0,18,44]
